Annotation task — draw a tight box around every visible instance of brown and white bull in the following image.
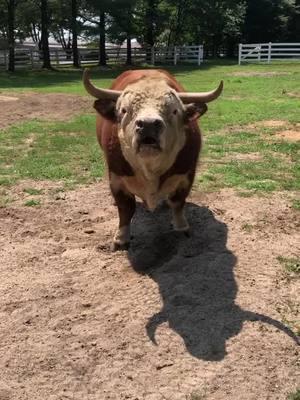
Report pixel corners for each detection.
[83,69,223,250]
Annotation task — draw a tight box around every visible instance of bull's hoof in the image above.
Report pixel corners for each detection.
[111,241,130,252]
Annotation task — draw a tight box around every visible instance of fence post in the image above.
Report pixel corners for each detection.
[238,43,242,65]
[174,46,177,65]
[55,50,59,66]
[197,45,202,66]
[78,49,81,67]
[258,44,261,61]
[151,46,155,65]
[268,42,272,63]
[4,50,8,70]
[30,50,34,68]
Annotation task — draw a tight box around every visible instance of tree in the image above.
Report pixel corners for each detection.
[16,0,42,50]
[7,0,16,71]
[40,0,52,68]
[81,0,112,66]
[71,0,79,67]
[243,0,294,43]
[286,0,300,40]
[99,10,106,66]
[106,0,138,65]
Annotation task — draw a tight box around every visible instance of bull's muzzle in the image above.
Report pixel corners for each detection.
[135,117,164,151]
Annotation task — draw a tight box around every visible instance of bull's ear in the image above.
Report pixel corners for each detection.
[184,103,207,121]
[93,99,117,122]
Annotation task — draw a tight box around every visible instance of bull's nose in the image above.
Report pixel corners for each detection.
[135,117,164,134]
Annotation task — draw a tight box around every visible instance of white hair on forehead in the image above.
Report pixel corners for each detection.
[118,77,182,112]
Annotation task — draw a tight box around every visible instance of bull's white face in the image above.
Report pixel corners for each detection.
[116,78,187,162]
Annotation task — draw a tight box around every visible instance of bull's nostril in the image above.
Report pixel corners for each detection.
[154,119,162,129]
[136,120,144,128]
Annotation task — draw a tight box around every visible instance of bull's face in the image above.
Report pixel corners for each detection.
[83,69,223,161]
[115,80,198,158]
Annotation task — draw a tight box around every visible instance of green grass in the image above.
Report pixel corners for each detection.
[287,389,300,400]
[23,188,44,195]
[0,115,104,186]
[278,256,300,275]
[0,61,299,196]
[292,199,300,211]
[24,199,41,207]
[241,223,254,233]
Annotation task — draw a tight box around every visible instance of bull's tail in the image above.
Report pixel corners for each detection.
[244,311,300,345]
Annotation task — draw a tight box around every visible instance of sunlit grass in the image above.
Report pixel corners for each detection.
[0,62,299,196]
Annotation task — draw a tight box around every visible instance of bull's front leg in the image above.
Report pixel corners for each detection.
[168,188,190,234]
[110,186,136,251]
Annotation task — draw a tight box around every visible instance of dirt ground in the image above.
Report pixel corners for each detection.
[0,93,92,129]
[0,180,299,400]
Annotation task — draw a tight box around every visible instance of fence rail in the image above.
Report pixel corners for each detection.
[238,42,300,64]
[0,45,204,70]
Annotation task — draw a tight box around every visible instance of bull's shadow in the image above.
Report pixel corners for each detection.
[127,202,299,360]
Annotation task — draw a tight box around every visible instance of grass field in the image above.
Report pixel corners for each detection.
[0,62,299,203]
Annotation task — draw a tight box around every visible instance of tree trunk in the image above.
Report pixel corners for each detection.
[71,0,79,67]
[41,0,52,69]
[126,35,132,65]
[99,11,106,66]
[145,0,156,62]
[173,0,184,45]
[7,0,15,72]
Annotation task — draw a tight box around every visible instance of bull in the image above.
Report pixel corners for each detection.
[83,69,223,250]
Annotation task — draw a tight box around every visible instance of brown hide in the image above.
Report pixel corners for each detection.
[96,69,201,185]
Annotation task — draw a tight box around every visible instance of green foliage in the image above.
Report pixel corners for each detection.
[287,389,300,400]
[0,114,104,185]
[292,199,300,210]
[278,256,300,274]
[23,188,44,195]
[24,199,41,206]
[1,0,299,62]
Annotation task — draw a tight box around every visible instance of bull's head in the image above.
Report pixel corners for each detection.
[83,69,223,160]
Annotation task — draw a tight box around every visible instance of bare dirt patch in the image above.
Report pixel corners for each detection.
[275,129,300,142]
[0,95,19,102]
[285,91,300,98]
[248,120,287,129]
[225,95,243,100]
[0,181,299,400]
[0,92,93,129]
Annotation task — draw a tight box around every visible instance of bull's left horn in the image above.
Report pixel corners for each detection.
[83,68,122,100]
[178,80,223,103]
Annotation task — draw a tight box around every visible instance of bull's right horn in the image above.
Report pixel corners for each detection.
[178,81,223,103]
[83,68,122,100]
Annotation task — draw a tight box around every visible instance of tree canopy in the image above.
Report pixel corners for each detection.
[0,0,299,70]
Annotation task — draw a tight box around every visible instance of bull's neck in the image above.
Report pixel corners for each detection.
[126,149,178,181]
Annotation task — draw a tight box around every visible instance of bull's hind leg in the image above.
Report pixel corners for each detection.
[111,187,136,251]
[168,188,190,233]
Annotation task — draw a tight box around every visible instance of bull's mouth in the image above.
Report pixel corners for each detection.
[137,137,161,153]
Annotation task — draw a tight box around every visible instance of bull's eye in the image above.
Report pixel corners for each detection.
[121,107,127,114]
[173,109,178,115]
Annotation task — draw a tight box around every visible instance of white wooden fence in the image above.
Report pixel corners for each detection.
[0,45,204,69]
[238,42,300,64]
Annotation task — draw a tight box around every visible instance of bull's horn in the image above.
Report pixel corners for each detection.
[83,68,122,100]
[178,80,223,103]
